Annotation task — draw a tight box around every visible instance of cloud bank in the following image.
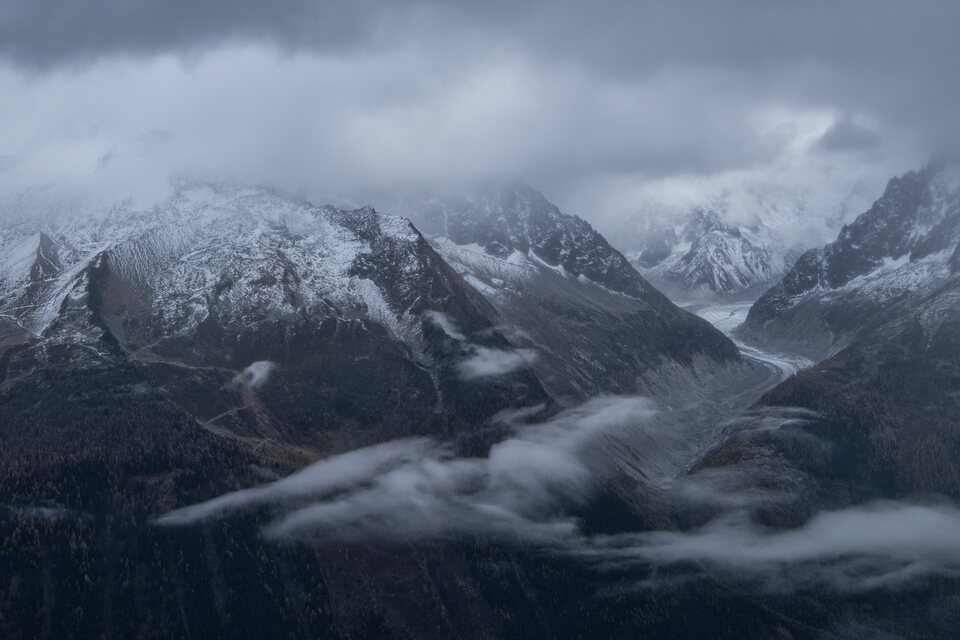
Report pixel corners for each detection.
[2,1,955,244]
[159,395,960,594]
[584,501,960,593]
[158,395,655,542]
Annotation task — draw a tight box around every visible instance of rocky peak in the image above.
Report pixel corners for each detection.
[629,206,781,295]
[819,163,960,287]
[403,183,664,301]
[395,184,741,400]
[744,162,960,354]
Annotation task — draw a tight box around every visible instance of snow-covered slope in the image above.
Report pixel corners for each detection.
[0,182,550,453]
[743,162,960,358]
[394,184,741,401]
[2,187,412,343]
[620,173,887,298]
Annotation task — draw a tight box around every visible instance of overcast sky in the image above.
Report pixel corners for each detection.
[1,1,957,239]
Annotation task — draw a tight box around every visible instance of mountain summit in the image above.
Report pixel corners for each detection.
[744,162,960,357]
[395,184,740,400]
[0,182,553,458]
[628,207,796,296]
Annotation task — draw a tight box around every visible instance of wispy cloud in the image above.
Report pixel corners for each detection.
[158,395,655,542]
[581,501,960,593]
[156,437,441,526]
[457,346,538,380]
[424,310,538,380]
[158,396,960,594]
[232,360,276,389]
[425,310,466,341]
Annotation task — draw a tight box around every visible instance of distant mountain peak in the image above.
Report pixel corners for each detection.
[627,205,795,296]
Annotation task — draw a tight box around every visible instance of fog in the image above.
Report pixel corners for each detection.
[426,311,538,379]
[584,502,960,593]
[159,395,656,542]
[233,360,276,389]
[2,2,957,246]
[457,346,538,380]
[160,394,960,593]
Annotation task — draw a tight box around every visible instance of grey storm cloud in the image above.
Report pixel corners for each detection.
[0,0,390,67]
[817,116,885,152]
[4,1,960,81]
[0,1,957,242]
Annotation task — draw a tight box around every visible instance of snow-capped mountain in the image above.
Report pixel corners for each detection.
[706,162,960,513]
[627,207,801,296]
[393,184,741,400]
[0,182,552,456]
[5,182,954,640]
[743,161,960,358]
[620,176,884,298]
[0,180,752,638]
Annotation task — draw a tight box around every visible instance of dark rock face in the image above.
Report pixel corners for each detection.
[715,163,960,504]
[704,276,960,507]
[0,183,835,640]
[409,184,668,300]
[400,185,740,400]
[1,184,555,457]
[744,163,960,358]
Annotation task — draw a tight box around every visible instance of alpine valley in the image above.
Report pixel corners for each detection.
[2,164,960,640]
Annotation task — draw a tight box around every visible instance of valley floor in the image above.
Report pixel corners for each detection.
[686,299,813,382]
[605,296,813,493]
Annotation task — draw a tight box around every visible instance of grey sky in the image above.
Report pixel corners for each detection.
[0,1,957,239]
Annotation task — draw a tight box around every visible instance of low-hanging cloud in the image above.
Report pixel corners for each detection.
[457,345,538,380]
[158,395,655,542]
[158,394,960,593]
[232,360,276,389]
[1,0,950,246]
[424,310,538,380]
[582,501,960,593]
[424,310,466,341]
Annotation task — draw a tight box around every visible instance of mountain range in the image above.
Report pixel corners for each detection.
[622,178,880,298]
[1,167,959,639]
[394,184,739,400]
[0,181,763,639]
